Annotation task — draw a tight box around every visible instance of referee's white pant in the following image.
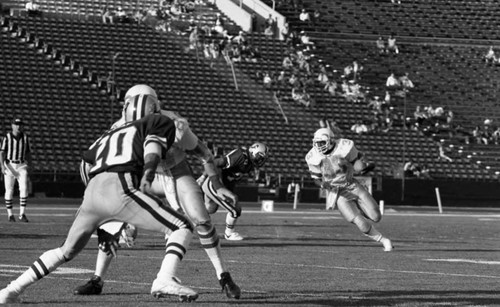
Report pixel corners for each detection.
[3,161,29,200]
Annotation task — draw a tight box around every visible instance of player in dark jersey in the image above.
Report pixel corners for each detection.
[198,142,269,240]
[0,85,199,304]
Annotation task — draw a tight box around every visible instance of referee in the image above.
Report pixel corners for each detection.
[0,118,32,222]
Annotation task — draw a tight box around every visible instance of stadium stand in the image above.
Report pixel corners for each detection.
[2,0,500,199]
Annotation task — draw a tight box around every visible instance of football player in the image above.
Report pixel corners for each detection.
[0,85,199,304]
[198,142,270,240]
[74,85,241,299]
[305,128,393,251]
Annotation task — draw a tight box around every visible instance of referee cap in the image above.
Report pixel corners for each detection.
[12,118,24,125]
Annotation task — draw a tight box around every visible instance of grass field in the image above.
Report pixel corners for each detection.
[0,199,499,306]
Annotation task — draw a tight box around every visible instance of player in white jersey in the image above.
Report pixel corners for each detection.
[75,85,241,299]
[305,128,393,251]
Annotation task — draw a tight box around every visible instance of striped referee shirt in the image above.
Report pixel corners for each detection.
[1,132,31,163]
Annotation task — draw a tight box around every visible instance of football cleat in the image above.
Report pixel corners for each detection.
[0,287,20,304]
[219,272,241,299]
[381,238,393,252]
[151,276,198,302]
[73,275,104,295]
[19,214,29,222]
[224,232,244,241]
[8,215,15,222]
[360,162,376,175]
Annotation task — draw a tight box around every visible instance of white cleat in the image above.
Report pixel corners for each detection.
[224,232,244,241]
[151,277,198,302]
[0,288,20,304]
[381,238,393,252]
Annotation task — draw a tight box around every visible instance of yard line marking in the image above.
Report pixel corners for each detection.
[185,259,500,280]
[424,258,500,265]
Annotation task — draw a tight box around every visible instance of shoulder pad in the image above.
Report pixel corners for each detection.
[305,148,322,165]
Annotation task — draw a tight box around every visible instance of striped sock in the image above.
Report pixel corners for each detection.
[197,225,225,277]
[8,248,66,293]
[156,228,191,280]
[5,199,13,216]
[19,197,27,216]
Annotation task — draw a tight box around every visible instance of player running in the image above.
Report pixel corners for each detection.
[305,128,393,251]
[198,142,270,240]
[0,86,198,304]
[74,85,241,299]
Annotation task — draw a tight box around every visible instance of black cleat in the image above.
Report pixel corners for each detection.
[360,162,376,175]
[19,214,29,222]
[219,272,241,299]
[73,275,104,295]
[8,215,15,222]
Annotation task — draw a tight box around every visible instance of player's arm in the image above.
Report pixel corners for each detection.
[188,140,237,204]
[140,139,163,193]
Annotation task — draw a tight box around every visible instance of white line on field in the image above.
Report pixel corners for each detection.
[424,258,500,265]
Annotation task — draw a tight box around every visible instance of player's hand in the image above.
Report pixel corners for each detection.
[216,187,238,205]
[97,228,121,258]
[321,182,333,190]
[139,177,153,194]
[196,175,206,186]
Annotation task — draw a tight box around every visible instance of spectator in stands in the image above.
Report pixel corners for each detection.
[299,8,311,24]
[169,2,183,18]
[376,36,387,54]
[387,34,399,54]
[492,126,500,144]
[115,7,129,23]
[132,9,146,24]
[213,13,225,34]
[317,68,329,85]
[209,39,220,59]
[437,143,453,162]
[352,60,363,81]
[101,5,114,24]
[25,0,42,17]
[484,46,497,64]
[391,0,401,4]
[263,72,273,88]
[264,14,275,31]
[280,22,290,41]
[324,80,338,96]
[312,9,321,25]
[413,105,427,128]
[404,161,420,177]
[368,96,383,114]
[399,72,414,89]
[299,31,314,49]
[232,31,246,45]
[386,72,400,88]
[351,121,369,135]
[264,23,274,37]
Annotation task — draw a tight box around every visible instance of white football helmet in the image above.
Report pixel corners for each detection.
[248,142,269,167]
[313,128,335,154]
[123,84,160,122]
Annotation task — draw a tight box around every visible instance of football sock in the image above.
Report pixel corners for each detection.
[6,199,13,216]
[197,224,225,277]
[157,228,191,280]
[364,225,383,242]
[225,214,238,234]
[8,248,66,293]
[95,249,113,278]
